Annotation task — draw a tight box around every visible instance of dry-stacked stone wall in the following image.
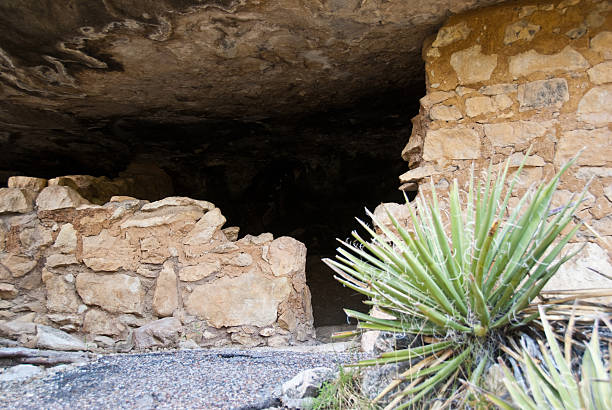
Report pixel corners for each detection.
[399,0,612,299]
[0,177,314,351]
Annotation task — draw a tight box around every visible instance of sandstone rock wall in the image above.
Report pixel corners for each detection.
[0,179,314,351]
[400,0,612,298]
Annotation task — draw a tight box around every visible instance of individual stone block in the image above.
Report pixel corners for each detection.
[83,308,125,336]
[450,45,497,85]
[82,229,137,272]
[152,261,178,317]
[179,260,221,282]
[0,283,18,299]
[8,176,47,192]
[518,78,569,111]
[183,208,226,245]
[133,317,182,349]
[431,21,471,47]
[577,85,612,126]
[556,128,612,166]
[590,31,612,59]
[35,186,90,211]
[53,223,77,254]
[509,46,589,78]
[75,272,144,314]
[45,274,80,313]
[465,96,495,117]
[429,104,463,121]
[504,20,540,44]
[35,325,87,351]
[422,127,480,161]
[269,237,307,278]
[484,120,549,147]
[588,61,612,84]
[479,83,518,95]
[0,255,37,278]
[185,270,290,327]
[0,188,37,214]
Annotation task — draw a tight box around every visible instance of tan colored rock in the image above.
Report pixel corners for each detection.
[183,208,226,245]
[53,223,77,254]
[45,254,78,268]
[82,229,136,271]
[133,317,182,349]
[419,91,456,110]
[545,243,612,303]
[36,325,87,351]
[0,188,37,214]
[431,21,471,48]
[604,184,612,202]
[0,283,18,299]
[422,127,480,161]
[153,261,178,317]
[509,46,589,78]
[83,308,125,336]
[19,223,53,255]
[479,83,517,95]
[185,270,291,328]
[120,206,204,229]
[141,197,214,212]
[179,260,221,282]
[372,203,411,228]
[110,196,139,202]
[465,96,495,117]
[590,31,612,59]
[505,153,546,168]
[0,255,37,278]
[492,94,513,110]
[278,310,297,332]
[8,176,47,192]
[518,78,569,111]
[399,165,440,183]
[577,85,612,126]
[222,227,240,242]
[587,61,612,84]
[455,86,476,96]
[430,104,463,121]
[45,274,80,313]
[484,120,550,147]
[35,186,90,211]
[76,272,144,314]
[269,237,307,278]
[556,128,612,166]
[504,20,540,45]
[227,253,253,267]
[240,233,274,245]
[450,45,497,85]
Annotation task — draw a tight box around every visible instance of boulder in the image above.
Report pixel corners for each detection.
[0,364,43,382]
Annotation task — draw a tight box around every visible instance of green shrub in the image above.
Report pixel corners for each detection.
[323,152,587,408]
[485,306,612,410]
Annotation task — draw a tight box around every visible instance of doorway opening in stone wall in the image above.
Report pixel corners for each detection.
[1,88,422,334]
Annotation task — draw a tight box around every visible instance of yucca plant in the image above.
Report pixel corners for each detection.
[323,151,589,408]
[485,306,612,410]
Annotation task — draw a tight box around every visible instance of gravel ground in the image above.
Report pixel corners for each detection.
[0,345,364,410]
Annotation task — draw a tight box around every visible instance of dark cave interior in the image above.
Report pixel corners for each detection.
[1,87,422,327]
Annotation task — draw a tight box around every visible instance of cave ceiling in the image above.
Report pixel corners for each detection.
[0,0,506,176]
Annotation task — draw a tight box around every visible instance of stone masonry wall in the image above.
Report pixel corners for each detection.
[399,0,612,298]
[0,177,314,351]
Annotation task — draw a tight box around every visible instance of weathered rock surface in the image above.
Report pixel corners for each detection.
[133,317,182,350]
[281,367,334,409]
[75,272,144,315]
[404,0,612,303]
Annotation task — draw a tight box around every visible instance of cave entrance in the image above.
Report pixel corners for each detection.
[3,88,422,328]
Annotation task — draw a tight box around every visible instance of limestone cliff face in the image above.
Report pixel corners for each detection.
[0,0,504,127]
[400,0,612,300]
